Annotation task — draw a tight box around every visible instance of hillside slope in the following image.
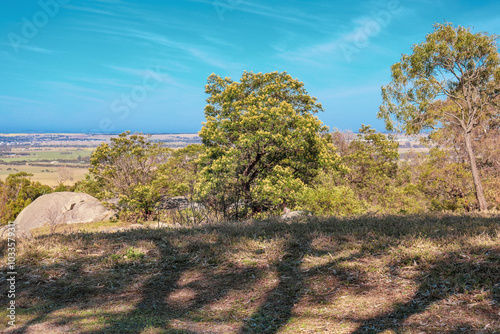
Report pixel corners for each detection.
[1,214,499,333]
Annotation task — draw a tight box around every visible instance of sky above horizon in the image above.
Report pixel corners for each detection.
[1,0,500,134]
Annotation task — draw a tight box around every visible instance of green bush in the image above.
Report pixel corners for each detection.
[0,172,52,224]
[416,148,477,212]
[297,185,365,216]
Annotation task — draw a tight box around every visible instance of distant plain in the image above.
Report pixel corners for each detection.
[0,133,425,187]
[0,133,202,186]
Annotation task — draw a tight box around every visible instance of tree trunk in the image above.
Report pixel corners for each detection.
[464,131,488,211]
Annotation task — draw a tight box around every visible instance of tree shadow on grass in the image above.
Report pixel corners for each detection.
[238,232,312,333]
[237,215,499,334]
[0,214,498,333]
[349,245,500,333]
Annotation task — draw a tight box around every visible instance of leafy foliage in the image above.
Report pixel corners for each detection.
[342,125,399,195]
[0,172,52,224]
[88,132,205,221]
[89,132,171,220]
[197,71,341,218]
[428,111,500,209]
[90,131,170,196]
[71,174,102,198]
[154,144,204,199]
[297,172,366,216]
[379,22,500,210]
[415,148,477,211]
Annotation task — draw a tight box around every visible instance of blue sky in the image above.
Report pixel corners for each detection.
[1,0,500,134]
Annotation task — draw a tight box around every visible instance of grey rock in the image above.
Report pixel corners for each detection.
[157,196,190,210]
[14,192,116,237]
[157,196,205,211]
[281,208,313,220]
[155,222,182,229]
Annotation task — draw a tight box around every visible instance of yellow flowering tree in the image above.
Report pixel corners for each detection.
[198,71,341,218]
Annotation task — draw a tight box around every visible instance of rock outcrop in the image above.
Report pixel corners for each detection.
[157,196,191,210]
[157,196,204,211]
[14,192,116,237]
[281,208,313,220]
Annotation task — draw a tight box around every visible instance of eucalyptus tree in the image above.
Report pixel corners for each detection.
[379,23,500,211]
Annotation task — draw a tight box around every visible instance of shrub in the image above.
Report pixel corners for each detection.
[297,185,365,216]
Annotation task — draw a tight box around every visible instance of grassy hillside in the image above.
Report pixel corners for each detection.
[1,214,499,333]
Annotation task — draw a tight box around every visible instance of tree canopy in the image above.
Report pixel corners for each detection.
[0,172,52,224]
[89,131,171,219]
[198,71,341,218]
[379,22,500,211]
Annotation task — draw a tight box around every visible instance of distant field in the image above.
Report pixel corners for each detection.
[0,133,202,187]
[398,147,430,154]
[0,164,89,186]
[0,133,202,148]
[0,133,427,186]
[398,147,430,161]
[0,146,92,186]
[1,148,93,162]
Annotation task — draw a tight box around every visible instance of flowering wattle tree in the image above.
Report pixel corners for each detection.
[198,71,341,218]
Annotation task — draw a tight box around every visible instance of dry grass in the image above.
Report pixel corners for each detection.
[0,213,499,333]
[28,220,155,237]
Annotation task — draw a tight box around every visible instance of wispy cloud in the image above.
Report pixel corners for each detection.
[70,22,241,70]
[185,0,331,30]
[275,0,411,66]
[236,1,326,27]
[91,0,125,3]
[13,45,58,55]
[59,0,244,70]
[125,28,243,70]
[106,65,186,87]
[62,92,108,104]
[0,95,54,107]
[38,81,110,97]
[66,76,131,88]
[106,65,160,77]
[65,4,119,17]
[318,84,381,100]
[202,35,242,51]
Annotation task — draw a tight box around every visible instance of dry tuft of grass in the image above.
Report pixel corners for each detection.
[0,213,499,333]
